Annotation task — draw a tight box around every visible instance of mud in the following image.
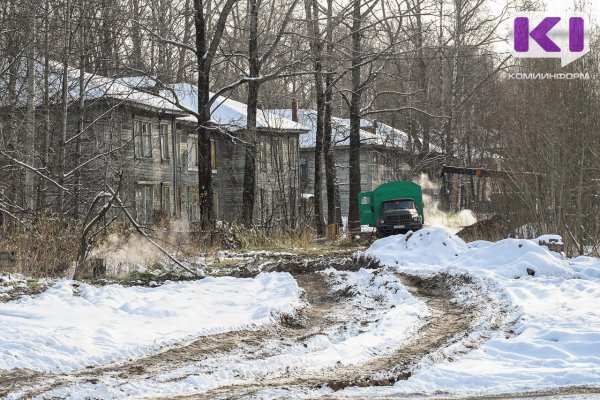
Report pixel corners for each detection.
[0,263,373,398]
[0,255,530,399]
[194,272,491,399]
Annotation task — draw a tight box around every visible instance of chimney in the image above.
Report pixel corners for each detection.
[291,98,299,122]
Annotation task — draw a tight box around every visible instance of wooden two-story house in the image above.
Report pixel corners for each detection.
[270,108,441,224]
[0,63,308,229]
[165,83,308,227]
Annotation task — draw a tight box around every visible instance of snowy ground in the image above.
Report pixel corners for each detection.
[0,273,302,372]
[1,228,599,399]
[344,229,600,397]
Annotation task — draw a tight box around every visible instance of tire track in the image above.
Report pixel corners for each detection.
[183,272,513,399]
[0,261,379,399]
[1,257,514,400]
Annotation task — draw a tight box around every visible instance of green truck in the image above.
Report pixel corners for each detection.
[358,181,424,237]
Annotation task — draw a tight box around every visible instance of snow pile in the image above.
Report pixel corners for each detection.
[351,227,600,396]
[534,234,563,245]
[367,275,600,396]
[0,272,302,372]
[365,227,572,278]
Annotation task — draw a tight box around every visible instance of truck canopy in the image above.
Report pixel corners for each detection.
[358,181,424,227]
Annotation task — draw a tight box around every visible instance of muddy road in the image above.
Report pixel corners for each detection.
[1,252,518,399]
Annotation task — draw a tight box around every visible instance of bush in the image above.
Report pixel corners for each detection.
[0,217,79,277]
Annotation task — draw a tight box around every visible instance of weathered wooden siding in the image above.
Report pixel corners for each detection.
[299,146,410,222]
[176,122,302,227]
[20,101,181,223]
[2,100,302,229]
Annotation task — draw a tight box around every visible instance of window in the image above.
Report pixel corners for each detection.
[382,199,415,211]
[188,136,198,171]
[159,124,170,161]
[161,184,171,217]
[135,185,154,223]
[260,140,268,172]
[210,139,217,171]
[188,135,217,172]
[134,120,152,158]
[188,187,199,222]
[103,118,122,149]
[299,158,308,183]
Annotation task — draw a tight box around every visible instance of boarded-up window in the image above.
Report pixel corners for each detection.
[134,120,152,158]
[159,124,170,160]
[135,185,154,223]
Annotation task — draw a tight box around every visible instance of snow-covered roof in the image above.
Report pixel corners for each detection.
[166,83,308,132]
[269,109,413,150]
[114,75,159,89]
[0,60,184,114]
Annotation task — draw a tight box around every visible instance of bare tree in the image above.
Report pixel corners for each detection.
[241,0,299,227]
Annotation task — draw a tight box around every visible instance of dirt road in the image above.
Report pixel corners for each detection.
[1,252,588,399]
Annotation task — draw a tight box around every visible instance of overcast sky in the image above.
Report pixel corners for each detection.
[490,0,600,22]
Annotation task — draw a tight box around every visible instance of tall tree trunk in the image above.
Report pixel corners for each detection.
[75,22,86,219]
[176,0,192,82]
[347,0,362,231]
[323,0,340,226]
[413,0,429,153]
[194,0,214,230]
[242,0,260,227]
[131,0,143,70]
[191,0,238,231]
[444,0,462,211]
[24,14,36,212]
[100,0,113,75]
[57,0,71,213]
[37,0,51,210]
[304,0,325,235]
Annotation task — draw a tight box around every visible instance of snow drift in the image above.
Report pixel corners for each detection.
[365,227,573,278]
[351,227,600,396]
[0,272,302,372]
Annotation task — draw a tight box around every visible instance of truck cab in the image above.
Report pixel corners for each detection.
[358,181,424,238]
[377,198,423,237]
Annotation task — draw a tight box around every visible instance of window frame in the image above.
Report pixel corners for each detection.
[135,184,155,223]
[159,123,170,161]
[160,183,171,217]
[187,186,199,222]
[133,118,153,159]
[188,134,217,173]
